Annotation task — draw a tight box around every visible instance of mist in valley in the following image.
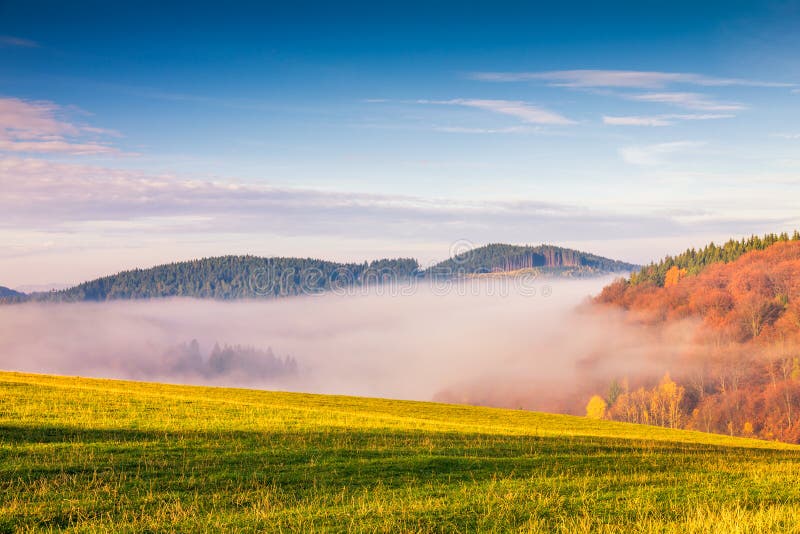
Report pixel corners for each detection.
[0,277,697,413]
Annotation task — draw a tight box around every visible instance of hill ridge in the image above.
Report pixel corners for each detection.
[6,243,637,303]
[427,243,638,276]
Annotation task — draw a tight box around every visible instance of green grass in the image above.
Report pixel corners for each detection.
[2,372,800,533]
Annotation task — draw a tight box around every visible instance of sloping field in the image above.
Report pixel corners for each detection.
[1,371,799,532]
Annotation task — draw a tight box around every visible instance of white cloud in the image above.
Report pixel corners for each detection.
[418,99,575,125]
[619,141,706,166]
[0,97,126,155]
[773,133,800,139]
[603,113,734,126]
[630,92,745,111]
[470,69,793,89]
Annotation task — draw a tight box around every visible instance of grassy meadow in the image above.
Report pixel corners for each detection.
[1,371,800,532]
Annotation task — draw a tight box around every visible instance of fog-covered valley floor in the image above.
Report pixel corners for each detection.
[1,277,691,413]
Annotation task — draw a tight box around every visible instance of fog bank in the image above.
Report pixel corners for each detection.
[0,277,696,412]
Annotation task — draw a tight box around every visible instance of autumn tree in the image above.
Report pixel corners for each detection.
[650,374,685,428]
[585,395,607,419]
[664,265,687,288]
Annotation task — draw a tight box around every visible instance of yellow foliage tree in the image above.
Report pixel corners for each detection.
[664,265,688,288]
[586,395,607,419]
[607,374,685,428]
[649,373,685,428]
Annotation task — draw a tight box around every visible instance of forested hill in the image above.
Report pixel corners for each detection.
[0,286,25,302]
[0,286,23,297]
[8,244,638,303]
[631,231,800,287]
[426,244,639,277]
[27,256,420,302]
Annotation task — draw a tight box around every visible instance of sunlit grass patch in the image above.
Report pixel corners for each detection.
[1,371,799,532]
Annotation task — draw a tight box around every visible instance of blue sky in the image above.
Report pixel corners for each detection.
[1,1,799,287]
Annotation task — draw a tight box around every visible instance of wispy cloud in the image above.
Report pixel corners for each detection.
[630,92,745,111]
[417,99,575,125]
[0,157,676,244]
[0,97,127,156]
[468,70,769,116]
[2,157,797,274]
[0,139,122,155]
[604,116,673,127]
[773,133,800,139]
[470,69,793,89]
[433,125,537,134]
[619,141,706,166]
[603,113,734,126]
[0,35,39,48]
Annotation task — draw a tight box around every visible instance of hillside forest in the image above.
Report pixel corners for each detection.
[593,233,800,442]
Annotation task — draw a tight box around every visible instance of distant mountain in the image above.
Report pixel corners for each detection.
[0,286,25,299]
[0,287,26,304]
[10,244,637,303]
[14,283,71,293]
[426,244,639,278]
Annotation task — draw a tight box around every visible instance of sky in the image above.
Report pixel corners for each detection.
[1,0,800,288]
